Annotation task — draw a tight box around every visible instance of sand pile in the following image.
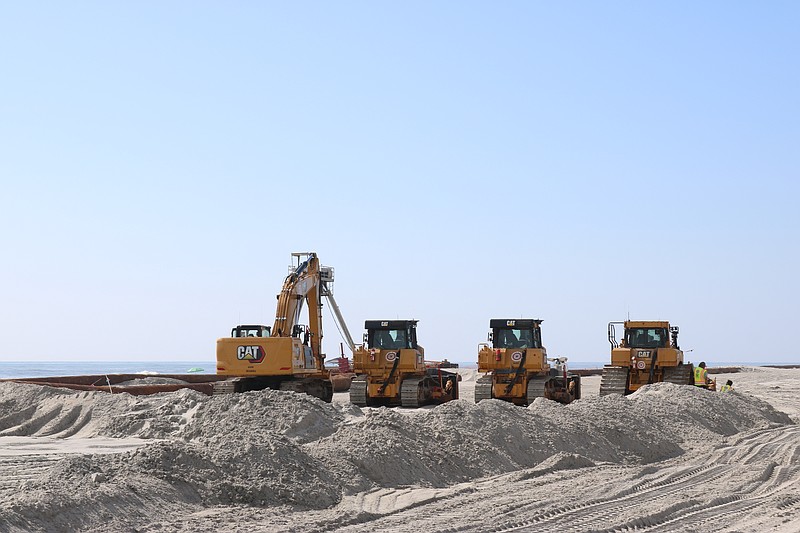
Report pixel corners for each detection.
[0,380,792,531]
[454,368,478,382]
[0,382,202,439]
[310,383,789,492]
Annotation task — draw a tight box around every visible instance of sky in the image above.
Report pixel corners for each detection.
[1,2,798,365]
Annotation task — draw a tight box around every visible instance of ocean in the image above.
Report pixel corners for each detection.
[0,359,785,380]
[0,361,216,379]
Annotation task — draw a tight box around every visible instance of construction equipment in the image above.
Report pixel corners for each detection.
[600,320,693,395]
[349,320,459,407]
[215,252,356,402]
[476,319,581,405]
[426,359,459,369]
[326,347,356,392]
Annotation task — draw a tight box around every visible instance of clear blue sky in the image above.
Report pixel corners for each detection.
[1,2,798,364]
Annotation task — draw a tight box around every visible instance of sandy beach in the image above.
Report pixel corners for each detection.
[0,366,797,532]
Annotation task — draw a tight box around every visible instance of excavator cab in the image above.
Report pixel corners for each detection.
[231,325,271,338]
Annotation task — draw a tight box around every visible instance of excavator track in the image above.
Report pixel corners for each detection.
[526,377,548,405]
[600,365,629,396]
[663,364,694,386]
[474,376,493,403]
[278,378,333,403]
[349,377,368,407]
[212,380,237,395]
[400,378,424,408]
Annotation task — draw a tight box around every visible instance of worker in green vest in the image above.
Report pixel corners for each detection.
[720,379,734,393]
[694,362,712,388]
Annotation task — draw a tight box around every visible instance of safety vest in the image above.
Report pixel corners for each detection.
[694,366,707,386]
[721,384,732,393]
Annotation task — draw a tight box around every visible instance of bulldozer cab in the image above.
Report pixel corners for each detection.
[608,321,678,349]
[231,325,271,338]
[489,319,542,349]
[365,320,417,351]
[625,327,668,349]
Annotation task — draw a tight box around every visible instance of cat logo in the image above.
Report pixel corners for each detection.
[506,320,516,326]
[237,345,265,363]
[637,350,652,358]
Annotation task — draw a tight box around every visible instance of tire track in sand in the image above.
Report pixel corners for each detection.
[490,426,800,532]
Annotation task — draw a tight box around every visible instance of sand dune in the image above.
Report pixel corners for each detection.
[0,367,797,531]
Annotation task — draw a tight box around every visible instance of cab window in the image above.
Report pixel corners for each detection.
[493,328,540,349]
[369,329,411,350]
[626,328,667,348]
[233,327,270,338]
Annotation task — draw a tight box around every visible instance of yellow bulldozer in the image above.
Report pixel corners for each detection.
[600,320,694,395]
[476,319,581,405]
[215,252,356,402]
[349,320,459,407]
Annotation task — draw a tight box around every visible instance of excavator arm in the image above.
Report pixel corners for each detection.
[272,254,323,358]
[271,252,356,367]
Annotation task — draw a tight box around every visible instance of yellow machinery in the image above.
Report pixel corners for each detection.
[600,320,693,395]
[476,319,581,405]
[215,252,355,402]
[349,320,459,407]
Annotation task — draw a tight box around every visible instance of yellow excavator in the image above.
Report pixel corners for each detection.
[476,319,581,405]
[600,320,693,395]
[349,320,459,407]
[215,252,355,401]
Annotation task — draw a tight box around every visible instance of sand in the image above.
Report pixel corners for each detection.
[0,366,797,531]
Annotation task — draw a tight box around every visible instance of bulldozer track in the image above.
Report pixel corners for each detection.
[349,377,368,407]
[599,365,628,396]
[526,377,548,405]
[475,376,493,403]
[400,378,423,408]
